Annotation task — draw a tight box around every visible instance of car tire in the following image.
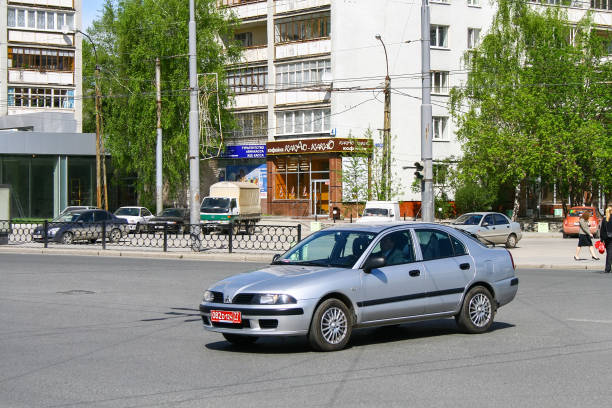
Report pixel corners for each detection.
[455,286,496,334]
[109,228,122,243]
[88,239,97,244]
[505,233,517,248]
[135,223,142,234]
[61,231,74,245]
[308,298,352,352]
[246,221,255,235]
[562,233,569,239]
[222,333,258,345]
[231,222,240,236]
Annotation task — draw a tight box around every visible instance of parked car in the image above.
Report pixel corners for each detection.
[199,222,518,351]
[147,208,189,233]
[32,209,128,244]
[356,201,401,223]
[562,206,600,238]
[451,212,522,248]
[114,206,154,233]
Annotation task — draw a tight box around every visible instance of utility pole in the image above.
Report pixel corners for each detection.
[421,0,434,222]
[375,34,392,201]
[94,65,102,209]
[156,57,163,215]
[188,0,201,238]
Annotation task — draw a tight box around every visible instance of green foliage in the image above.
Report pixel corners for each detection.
[454,182,496,214]
[450,0,612,211]
[83,0,240,204]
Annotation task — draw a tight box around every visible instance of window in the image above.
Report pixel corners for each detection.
[8,87,74,109]
[591,0,612,10]
[276,59,331,89]
[8,7,74,31]
[226,66,267,93]
[28,10,36,28]
[493,214,509,225]
[37,10,45,29]
[467,0,480,5]
[275,13,331,43]
[276,108,331,135]
[482,214,495,226]
[433,116,448,139]
[8,8,15,27]
[430,25,449,48]
[431,71,449,94]
[369,231,416,266]
[8,47,75,72]
[220,0,266,5]
[433,163,449,186]
[273,157,328,200]
[450,235,468,256]
[468,28,481,49]
[415,229,455,260]
[228,112,268,140]
[234,32,253,47]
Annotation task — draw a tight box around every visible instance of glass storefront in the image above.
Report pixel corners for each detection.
[272,157,329,201]
[0,155,95,219]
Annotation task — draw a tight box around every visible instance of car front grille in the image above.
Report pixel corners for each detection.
[212,319,251,329]
[232,294,255,304]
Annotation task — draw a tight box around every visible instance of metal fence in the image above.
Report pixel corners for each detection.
[1,220,302,254]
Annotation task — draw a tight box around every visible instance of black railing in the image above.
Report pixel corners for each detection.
[1,220,302,254]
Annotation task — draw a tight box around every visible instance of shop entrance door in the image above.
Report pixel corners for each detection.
[311,179,329,216]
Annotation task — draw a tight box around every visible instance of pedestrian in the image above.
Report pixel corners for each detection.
[600,205,612,273]
[574,211,599,260]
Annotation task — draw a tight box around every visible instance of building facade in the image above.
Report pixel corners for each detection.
[218,0,611,218]
[0,0,96,219]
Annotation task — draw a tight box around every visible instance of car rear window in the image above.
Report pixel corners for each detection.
[568,209,592,217]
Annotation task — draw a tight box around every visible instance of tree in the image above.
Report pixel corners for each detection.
[83,0,241,207]
[449,0,612,219]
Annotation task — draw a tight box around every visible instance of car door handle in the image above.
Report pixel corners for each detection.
[460,263,470,270]
[409,269,420,277]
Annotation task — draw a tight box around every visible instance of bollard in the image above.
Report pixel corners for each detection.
[43,220,48,248]
[350,213,353,223]
[297,224,302,243]
[404,213,406,221]
[228,222,233,254]
[102,221,106,250]
[163,223,168,252]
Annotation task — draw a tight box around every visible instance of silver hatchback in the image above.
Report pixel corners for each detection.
[199,223,518,351]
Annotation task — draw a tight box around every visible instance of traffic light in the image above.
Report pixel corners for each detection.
[414,161,424,180]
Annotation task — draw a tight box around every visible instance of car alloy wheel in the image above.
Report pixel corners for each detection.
[505,233,517,248]
[61,232,74,244]
[456,286,496,334]
[109,228,122,243]
[309,298,352,351]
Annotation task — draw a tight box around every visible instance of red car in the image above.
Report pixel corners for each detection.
[562,206,600,238]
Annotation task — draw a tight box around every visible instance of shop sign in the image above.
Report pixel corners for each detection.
[223,144,267,159]
[266,138,372,156]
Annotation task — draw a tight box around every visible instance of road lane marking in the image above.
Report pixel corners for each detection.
[567,318,612,324]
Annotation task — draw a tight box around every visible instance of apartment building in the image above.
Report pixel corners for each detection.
[218,0,611,218]
[0,0,98,219]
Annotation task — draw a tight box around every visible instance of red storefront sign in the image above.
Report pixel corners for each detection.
[266,138,372,156]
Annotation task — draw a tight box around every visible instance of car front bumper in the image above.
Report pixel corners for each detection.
[199,300,317,336]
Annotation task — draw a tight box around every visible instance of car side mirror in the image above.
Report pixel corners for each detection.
[362,256,385,273]
[482,222,489,227]
[272,254,281,263]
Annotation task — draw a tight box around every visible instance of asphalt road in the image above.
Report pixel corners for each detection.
[1,254,612,408]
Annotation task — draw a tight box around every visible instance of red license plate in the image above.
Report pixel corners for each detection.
[210,310,242,324]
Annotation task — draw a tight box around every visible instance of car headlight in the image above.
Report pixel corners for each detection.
[203,290,215,302]
[48,227,60,236]
[254,294,297,305]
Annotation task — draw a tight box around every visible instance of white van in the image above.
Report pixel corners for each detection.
[356,201,401,223]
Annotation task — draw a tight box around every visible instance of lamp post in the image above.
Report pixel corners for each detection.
[375,34,391,201]
[75,29,106,210]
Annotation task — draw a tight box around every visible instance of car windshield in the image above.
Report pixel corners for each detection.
[453,214,483,225]
[115,208,140,216]
[201,198,230,213]
[161,209,183,217]
[363,208,388,217]
[52,212,80,222]
[275,230,377,268]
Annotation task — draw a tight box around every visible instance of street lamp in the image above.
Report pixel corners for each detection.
[375,34,391,201]
[68,27,107,210]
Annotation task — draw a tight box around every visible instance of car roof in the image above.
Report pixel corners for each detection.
[320,222,445,234]
[117,206,145,209]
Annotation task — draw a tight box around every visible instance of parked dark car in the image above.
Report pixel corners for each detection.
[147,208,189,233]
[32,209,128,244]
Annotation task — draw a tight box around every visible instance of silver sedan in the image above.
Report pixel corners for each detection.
[199,223,518,351]
[452,212,523,248]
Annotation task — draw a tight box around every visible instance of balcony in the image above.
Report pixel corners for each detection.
[9,70,74,86]
[8,0,74,7]
[275,0,331,14]
[220,0,268,19]
[9,30,74,47]
[241,45,268,63]
[275,38,330,59]
[275,89,330,106]
[233,92,268,109]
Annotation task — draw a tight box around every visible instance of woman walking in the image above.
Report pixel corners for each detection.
[574,212,599,260]
[600,206,612,273]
